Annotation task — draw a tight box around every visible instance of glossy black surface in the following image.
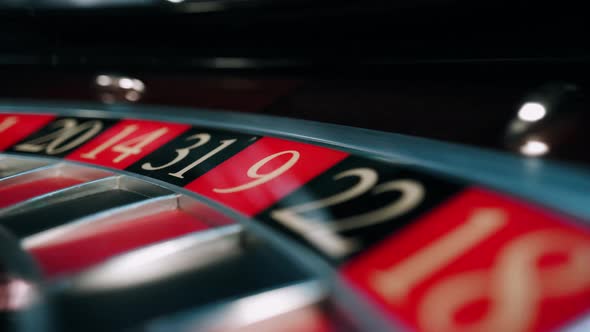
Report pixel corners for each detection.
[0,190,148,238]
[55,238,310,332]
[257,155,464,262]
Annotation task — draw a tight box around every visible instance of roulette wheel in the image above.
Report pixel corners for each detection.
[1,1,590,332]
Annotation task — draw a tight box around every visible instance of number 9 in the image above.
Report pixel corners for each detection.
[213,150,300,193]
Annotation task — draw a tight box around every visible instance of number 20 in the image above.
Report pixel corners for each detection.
[15,119,103,155]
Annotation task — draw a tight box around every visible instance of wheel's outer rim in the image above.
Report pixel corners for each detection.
[2,100,589,220]
[1,101,590,332]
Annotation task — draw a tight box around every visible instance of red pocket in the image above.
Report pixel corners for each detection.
[343,187,590,332]
[185,137,348,216]
[0,113,55,151]
[67,119,189,169]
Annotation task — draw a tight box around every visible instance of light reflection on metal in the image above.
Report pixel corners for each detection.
[94,74,146,104]
[118,77,134,90]
[520,139,550,157]
[125,91,141,102]
[22,195,179,249]
[96,75,112,87]
[145,281,329,332]
[517,102,547,122]
[0,276,37,311]
[72,225,242,292]
[220,281,325,329]
[132,79,146,92]
[503,82,583,160]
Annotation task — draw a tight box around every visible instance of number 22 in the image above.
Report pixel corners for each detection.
[271,168,425,258]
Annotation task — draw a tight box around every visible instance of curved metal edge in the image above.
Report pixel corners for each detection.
[0,228,53,332]
[9,100,589,331]
[0,151,397,331]
[1,100,589,221]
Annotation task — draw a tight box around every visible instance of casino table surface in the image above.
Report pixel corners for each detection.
[1,2,590,332]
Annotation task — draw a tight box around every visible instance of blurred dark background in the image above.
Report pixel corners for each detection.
[1,0,589,165]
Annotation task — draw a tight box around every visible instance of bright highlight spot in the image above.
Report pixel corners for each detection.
[118,78,134,89]
[125,91,141,102]
[0,278,37,311]
[132,79,145,92]
[518,102,547,122]
[96,75,112,87]
[520,140,549,157]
